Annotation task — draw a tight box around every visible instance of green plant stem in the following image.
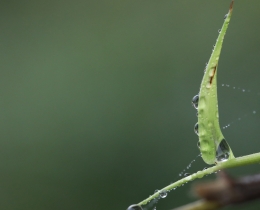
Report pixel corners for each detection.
[138,152,260,206]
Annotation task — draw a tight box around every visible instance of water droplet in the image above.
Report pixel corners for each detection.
[218,29,221,33]
[197,141,200,149]
[153,207,156,210]
[127,204,143,210]
[159,190,167,198]
[224,14,228,19]
[184,173,191,177]
[206,83,211,88]
[194,123,199,135]
[203,167,208,170]
[192,95,199,109]
[216,139,230,162]
[253,111,256,114]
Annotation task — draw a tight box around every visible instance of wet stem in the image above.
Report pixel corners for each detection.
[138,152,260,206]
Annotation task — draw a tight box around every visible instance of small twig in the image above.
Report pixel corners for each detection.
[171,171,260,210]
[170,200,219,210]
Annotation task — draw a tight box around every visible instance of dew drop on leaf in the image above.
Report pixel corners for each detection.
[216,139,230,162]
[197,141,200,149]
[159,190,167,198]
[194,123,199,135]
[192,95,199,109]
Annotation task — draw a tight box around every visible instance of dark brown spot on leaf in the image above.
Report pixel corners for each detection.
[209,66,217,84]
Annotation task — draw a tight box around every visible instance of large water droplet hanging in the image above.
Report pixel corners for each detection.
[159,190,167,198]
[191,95,199,109]
[216,139,230,162]
[194,123,199,135]
[127,204,143,210]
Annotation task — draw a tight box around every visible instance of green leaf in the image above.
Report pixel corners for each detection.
[198,0,235,165]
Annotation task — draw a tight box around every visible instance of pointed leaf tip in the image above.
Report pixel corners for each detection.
[229,0,234,12]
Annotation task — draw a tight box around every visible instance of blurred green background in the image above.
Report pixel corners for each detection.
[1,1,260,209]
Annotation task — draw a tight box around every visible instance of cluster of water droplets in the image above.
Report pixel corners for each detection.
[178,154,201,177]
[191,94,201,150]
[222,111,257,130]
[220,83,257,130]
[221,83,252,93]
[191,87,232,162]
